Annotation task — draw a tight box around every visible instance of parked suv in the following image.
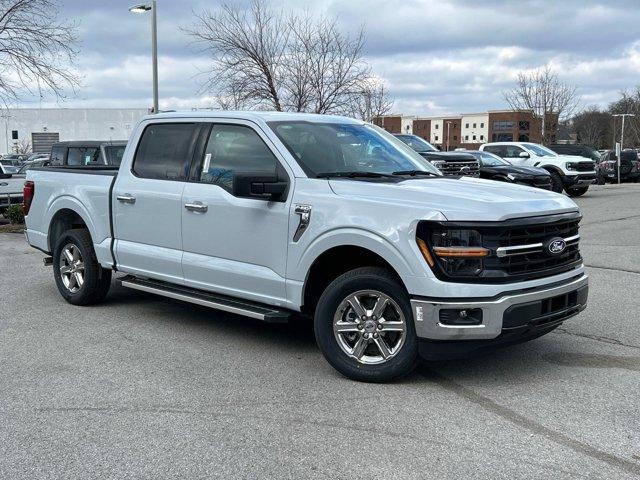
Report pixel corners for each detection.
[394,134,480,176]
[480,142,596,196]
[596,150,640,183]
[463,150,552,190]
[50,141,127,167]
[548,144,601,162]
[24,112,589,382]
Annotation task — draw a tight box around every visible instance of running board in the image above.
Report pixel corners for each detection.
[118,275,291,324]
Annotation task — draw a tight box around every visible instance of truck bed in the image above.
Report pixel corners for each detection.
[24,166,118,267]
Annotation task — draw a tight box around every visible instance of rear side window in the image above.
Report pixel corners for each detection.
[104,145,126,166]
[50,146,65,166]
[133,123,198,180]
[198,124,278,192]
[67,147,101,166]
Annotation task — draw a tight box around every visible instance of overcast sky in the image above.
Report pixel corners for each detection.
[24,0,640,116]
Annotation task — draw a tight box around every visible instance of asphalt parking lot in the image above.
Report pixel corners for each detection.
[1,184,639,479]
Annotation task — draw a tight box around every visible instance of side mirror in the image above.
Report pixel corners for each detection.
[233,172,287,201]
[519,151,530,158]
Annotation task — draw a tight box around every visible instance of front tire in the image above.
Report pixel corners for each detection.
[566,186,589,197]
[314,267,418,383]
[53,229,112,305]
[549,172,564,193]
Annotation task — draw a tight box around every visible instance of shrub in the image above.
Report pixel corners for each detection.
[5,204,24,225]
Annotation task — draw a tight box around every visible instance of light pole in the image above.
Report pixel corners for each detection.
[130,1,159,114]
[612,113,635,184]
[446,121,451,151]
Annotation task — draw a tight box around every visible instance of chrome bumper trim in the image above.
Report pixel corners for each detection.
[410,273,588,340]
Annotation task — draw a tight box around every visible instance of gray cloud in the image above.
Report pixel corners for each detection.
[24,0,640,116]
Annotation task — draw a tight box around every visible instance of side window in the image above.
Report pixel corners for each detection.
[50,146,65,166]
[67,147,100,166]
[133,123,197,180]
[484,146,503,157]
[505,146,524,157]
[198,124,278,193]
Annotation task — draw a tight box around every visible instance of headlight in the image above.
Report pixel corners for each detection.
[566,162,579,171]
[418,229,489,276]
[431,160,445,170]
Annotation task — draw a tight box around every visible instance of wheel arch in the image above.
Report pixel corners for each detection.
[46,201,95,252]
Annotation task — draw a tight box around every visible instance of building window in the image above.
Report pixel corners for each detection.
[435,124,439,129]
[492,121,514,131]
[480,123,484,128]
[453,135,458,140]
[518,121,530,131]
[473,123,477,128]
[472,135,476,141]
[518,133,530,142]
[465,123,469,128]
[492,133,513,142]
[465,135,469,141]
[480,135,484,140]
[435,135,439,141]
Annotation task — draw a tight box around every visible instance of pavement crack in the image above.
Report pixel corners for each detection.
[581,213,640,226]
[584,264,640,275]
[553,327,640,351]
[420,367,640,477]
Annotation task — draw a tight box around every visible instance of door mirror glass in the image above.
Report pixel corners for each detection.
[519,151,530,158]
[233,173,287,201]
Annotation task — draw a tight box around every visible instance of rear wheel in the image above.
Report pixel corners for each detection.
[53,229,111,305]
[549,172,564,193]
[566,186,589,197]
[314,267,418,383]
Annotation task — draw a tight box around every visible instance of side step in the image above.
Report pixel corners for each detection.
[117,275,291,324]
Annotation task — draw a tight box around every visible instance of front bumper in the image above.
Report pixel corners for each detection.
[410,273,588,341]
[564,173,596,187]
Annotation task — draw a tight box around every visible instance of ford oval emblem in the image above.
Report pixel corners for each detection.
[547,238,566,255]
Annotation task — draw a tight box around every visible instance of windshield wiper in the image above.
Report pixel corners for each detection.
[392,170,440,177]
[316,171,397,179]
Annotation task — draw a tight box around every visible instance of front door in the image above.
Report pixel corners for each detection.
[181,121,292,306]
[504,145,532,166]
[113,122,200,284]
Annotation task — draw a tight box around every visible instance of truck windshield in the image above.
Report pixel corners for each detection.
[395,135,438,152]
[268,121,441,177]
[523,143,557,157]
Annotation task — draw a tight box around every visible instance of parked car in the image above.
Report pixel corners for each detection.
[0,160,19,174]
[548,144,601,162]
[26,153,50,163]
[463,150,552,190]
[50,141,127,167]
[16,158,51,176]
[480,142,596,196]
[596,149,640,184]
[394,134,480,176]
[0,163,24,213]
[24,111,589,383]
[0,154,28,167]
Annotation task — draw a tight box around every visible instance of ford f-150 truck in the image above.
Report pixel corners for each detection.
[23,111,589,382]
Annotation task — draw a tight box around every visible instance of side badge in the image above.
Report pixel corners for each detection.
[293,204,312,242]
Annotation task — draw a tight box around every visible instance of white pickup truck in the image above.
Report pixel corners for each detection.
[480,141,597,196]
[23,111,589,382]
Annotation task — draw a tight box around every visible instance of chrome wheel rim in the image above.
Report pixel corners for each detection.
[59,243,85,293]
[333,290,407,365]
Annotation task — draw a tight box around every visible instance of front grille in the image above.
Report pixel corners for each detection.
[575,162,594,172]
[418,213,583,283]
[435,161,480,177]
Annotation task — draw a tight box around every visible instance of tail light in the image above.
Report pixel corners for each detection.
[22,181,34,215]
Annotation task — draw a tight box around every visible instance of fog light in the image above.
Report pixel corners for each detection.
[439,308,483,326]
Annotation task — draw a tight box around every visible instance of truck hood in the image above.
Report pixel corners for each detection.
[554,155,595,164]
[329,176,579,222]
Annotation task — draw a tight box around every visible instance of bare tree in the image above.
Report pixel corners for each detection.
[347,77,393,121]
[504,66,579,144]
[571,107,611,148]
[185,0,375,115]
[16,138,30,154]
[0,0,79,105]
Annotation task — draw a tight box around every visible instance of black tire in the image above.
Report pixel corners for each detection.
[53,229,112,305]
[549,172,564,193]
[314,267,419,383]
[566,186,589,197]
[596,173,606,185]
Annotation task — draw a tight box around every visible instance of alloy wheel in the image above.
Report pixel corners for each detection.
[59,243,85,293]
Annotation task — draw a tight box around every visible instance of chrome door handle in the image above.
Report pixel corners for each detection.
[184,202,208,213]
[116,194,136,204]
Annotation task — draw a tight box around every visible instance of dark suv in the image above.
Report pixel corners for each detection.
[548,144,601,162]
[596,150,640,183]
[50,141,127,167]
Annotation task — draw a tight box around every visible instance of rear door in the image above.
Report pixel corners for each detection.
[113,122,200,284]
[181,120,292,305]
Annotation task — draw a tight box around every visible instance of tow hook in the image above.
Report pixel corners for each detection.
[43,256,53,267]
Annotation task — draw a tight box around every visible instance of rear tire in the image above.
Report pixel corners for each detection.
[53,229,111,305]
[549,172,564,193]
[314,267,418,383]
[566,186,589,197]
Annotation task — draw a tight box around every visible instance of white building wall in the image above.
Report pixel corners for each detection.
[460,114,489,144]
[400,116,415,134]
[430,119,443,144]
[0,108,149,153]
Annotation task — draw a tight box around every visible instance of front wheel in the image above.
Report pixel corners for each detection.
[549,172,564,193]
[314,267,418,383]
[566,186,589,197]
[53,229,112,305]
